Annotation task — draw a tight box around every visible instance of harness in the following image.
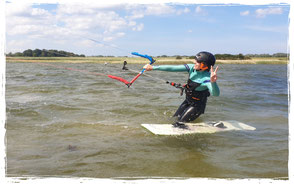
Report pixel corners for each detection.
[167,64,210,114]
[185,79,210,113]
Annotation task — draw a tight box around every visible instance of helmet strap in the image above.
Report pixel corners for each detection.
[198,63,209,71]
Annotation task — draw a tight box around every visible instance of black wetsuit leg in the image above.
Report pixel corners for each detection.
[173,100,190,118]
[174,100,202,122]
[178,105,201,122]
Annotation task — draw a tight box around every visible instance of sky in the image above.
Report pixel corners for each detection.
[5,1,291,57]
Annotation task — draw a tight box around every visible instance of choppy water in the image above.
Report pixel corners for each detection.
[6,62,288,179]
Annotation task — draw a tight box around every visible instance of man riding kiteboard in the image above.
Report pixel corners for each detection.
[143,51,220,128]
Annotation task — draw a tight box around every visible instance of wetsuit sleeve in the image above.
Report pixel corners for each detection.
[153,65,189,72]
[206,82,220,96]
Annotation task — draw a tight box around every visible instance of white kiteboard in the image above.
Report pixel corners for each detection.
[141,120,256,135]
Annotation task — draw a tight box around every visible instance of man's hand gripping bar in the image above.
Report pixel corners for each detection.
[126,52,156,87]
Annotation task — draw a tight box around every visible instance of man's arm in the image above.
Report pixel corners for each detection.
[144,64,189,72]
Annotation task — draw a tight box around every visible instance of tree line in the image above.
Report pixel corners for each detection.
[245,53,288,57]
[167,54,250,60]
[170,53,287,60]
[6,49,85,57]
[6,49,287,59]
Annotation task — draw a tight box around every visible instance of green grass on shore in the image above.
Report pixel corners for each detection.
[6,56,289,64]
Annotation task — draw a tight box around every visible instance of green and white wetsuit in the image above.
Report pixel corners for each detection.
[153,64,220,122]
[153,64,220,96]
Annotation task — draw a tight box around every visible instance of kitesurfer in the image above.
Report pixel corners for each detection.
[143,51,220,128]
[122,61,128,70]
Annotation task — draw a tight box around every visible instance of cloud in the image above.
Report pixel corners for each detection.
[132,23,144,31]
[244,25,287,33]
[195,6,202,13]
[240,10,250,16]
[75,39,96,48]
[144,4,175,15]
[126,4,190,20]
[7,39,33,53]
[5,3,191,54]
[6,3,35,16]
[195,6,207,15]
[128,21,136,26]
[126,11,144,20]
[6,3,137,42]
[255,7,283,18]
[105,32,125,41]
[176,7,190,15]
[6,3,54,35]
[56,5,129,33]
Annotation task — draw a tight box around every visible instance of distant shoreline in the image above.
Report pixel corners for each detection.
[6,56,289,65]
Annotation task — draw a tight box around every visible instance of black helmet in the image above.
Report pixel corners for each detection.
[195,51,215,70]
